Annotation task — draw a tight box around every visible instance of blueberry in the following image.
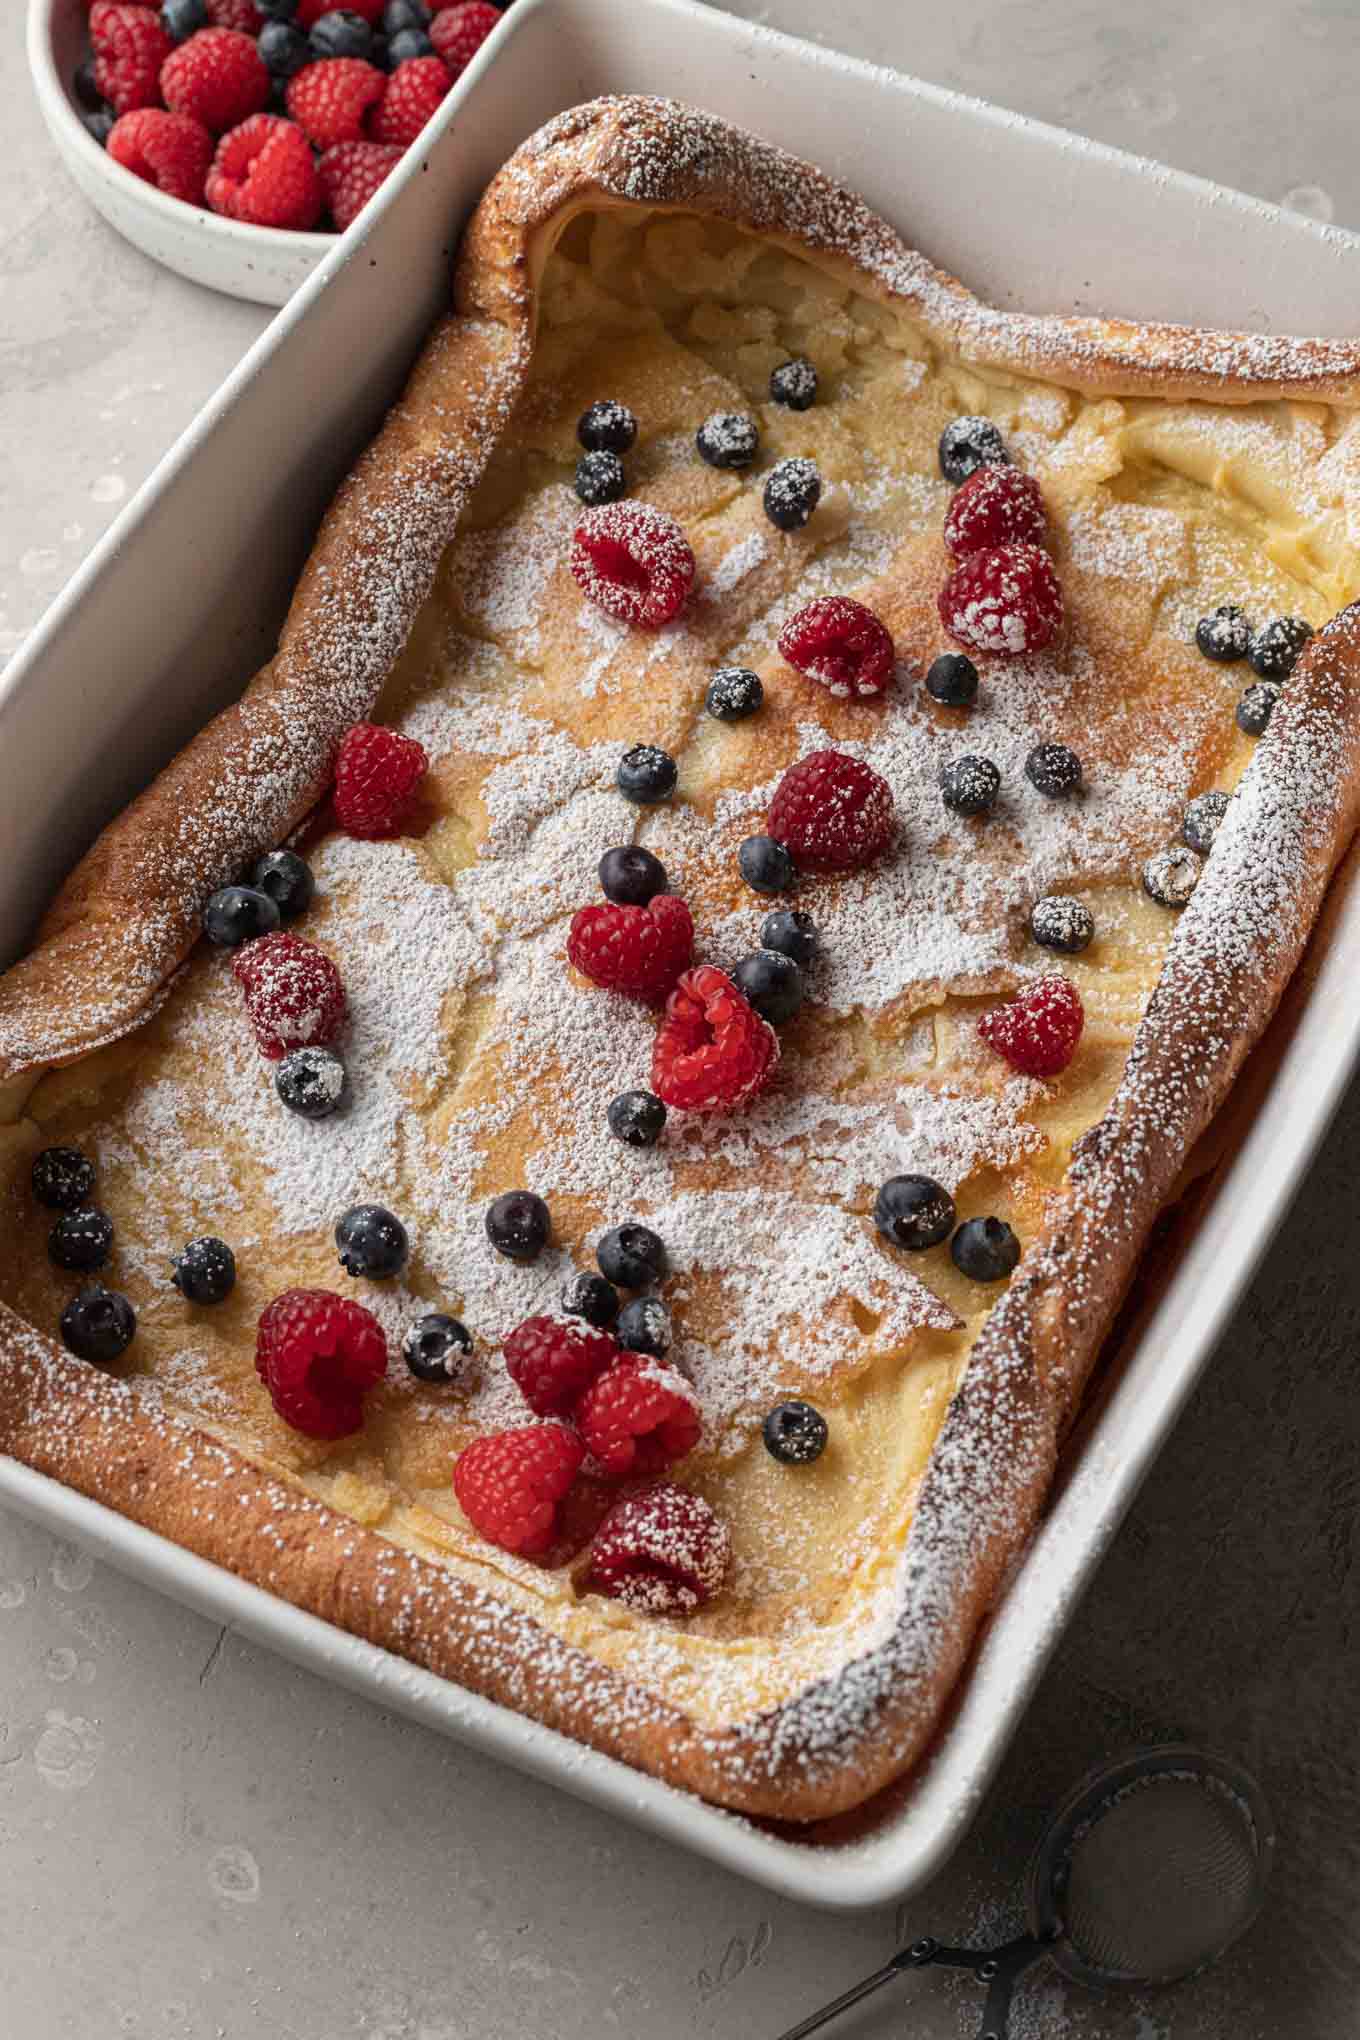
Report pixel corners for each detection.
[31,1147,95,1212]
[485,1190,550,1262]
[763,1399,828,1464]
[73,58,104,110]
[1183,790,1231,855]
[1029,895,1095,955]
[695,411,759,470]
[1025,742,1082,798]
[874,1175,955,1251]
[383,0,429,26]
[597,1223,665,1289]
[259,20,312,74]
[951,1216,1021,1282]
[763,457,821,532]
[369,31,390,67]
[258,0,301,14]
[926,652,978,707]
[386,24,433,59]
[309,9,374,58]
[1247,616,1313,680]
[171,1236,236,1305]
[616,1296,671,1357]
[769,356,817,411]
[598,844,667,905]
[60,1286,136,1365]
[335,1202,408,1278]
[251,848,315,920]
[402,1312,471,1383]
[616,745,677,804]
[1236,682,1280,736]
[561,1271,620,1329]
[1195,603,1251,663]
[49,1209,114,1273]
[574,450,627,505]
[706,667,764,722]
[204,884,281,948]
[738,835,795,894]
[939,415,1010,484]
[607,1090,667,1147]
[732,950,803,1025]
[161,0,207,40]
[1142,846,1201,908]
[760,908,816,966]
[82,110,115,146]
[577,400,637,454]
[940,755,1001,817]
[275,1046,346,1119]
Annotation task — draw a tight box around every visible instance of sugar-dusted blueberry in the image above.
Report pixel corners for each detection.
[763,458,821,532]
[598,844,666,906]
[597,1223,665,1289]
[616,745,677,805]
[951,1216,1020,1282]
[252,849,315,921]
[706,666,764,722]
[259,20,312,74]
[83,109,115,146]
[204,885,281,948]
[874,1174,955,1251]
[383,0,430,28]
[335,1202,408,1279]
[1142,846,1202,908]
[1029,894,1095,955]
[738,835,795,894]
[577,400,637,454]
[1195,603,1251,663]
[732,950,803,1026]
[696,411,759,470]
[386,23,433,59]
[1183,790,1231,856]
[171,1236,236,1305]
[939,415,1010,484]
[275,1045,346,1119]
[486,1190,550,1263]
[1248,615,1313,680]
[60,1286,136,1365]
[607,1090,667,1147]
[561,1271,620,1329]
[940,755,1001,817]
[309,8,374,58]
[760,908,816,967]
[574,450,627,506]
[926,652,978,707]
[763,1399,828,1464]
[32,1146,95,1213]
[161,0,207,40]
[1236,681,1280,736]
[402,1312,471,1383]
[49,1209,114,1273]
[1025,742,1082,798]
[769,356,817,411]
[616,1296,672,1358]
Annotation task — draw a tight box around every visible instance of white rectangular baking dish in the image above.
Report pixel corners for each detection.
[5,0,1360,1909]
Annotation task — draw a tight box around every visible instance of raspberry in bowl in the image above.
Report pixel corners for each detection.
[28,0,508,304]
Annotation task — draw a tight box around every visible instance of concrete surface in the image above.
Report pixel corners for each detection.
[4,3,1359,2035]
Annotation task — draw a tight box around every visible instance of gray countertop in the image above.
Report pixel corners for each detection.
[4,4,1358,2035]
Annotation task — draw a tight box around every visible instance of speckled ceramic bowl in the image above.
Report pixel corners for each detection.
[29,0,331,306]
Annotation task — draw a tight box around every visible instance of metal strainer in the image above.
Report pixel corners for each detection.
[776,1746,1274,2040]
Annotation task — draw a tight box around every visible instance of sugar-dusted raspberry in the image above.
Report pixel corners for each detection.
[504,1314,620,1419]
[108,108,214,203]
[588,1482,730,1615]
[429,0,500,76]
[939,541,1063,658]
[295,0,383,23]
[567,894,693,1004]
[367,54,450,147]
[232,931,347,1058]
[332,722,429,838]
[286,56,386,147]
[90,2,174,114]
[943,464,1047,558]
[453,1422,585,1556]
[318,138,402,229]
[767,749,895,872]
[777,596,895,701]
[161,27,270,132]
[204,0,263,30]
[577,1358,702,1478]
[651,965,778,1113]
[978,974,1084,1077]
[570,502,696,630]
[207,113,322,227]
[255,1286,387,1438]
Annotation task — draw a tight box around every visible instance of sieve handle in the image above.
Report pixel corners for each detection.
[971,1935,1049,2040]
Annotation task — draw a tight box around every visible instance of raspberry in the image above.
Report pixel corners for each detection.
[577,1358,702,1478]
[204,0,263,29]
[89,3,174,114]
[332,722,429,837]
[566,894,693,1003]
[978,974,1084,1078]
[767,750,896,872]
[107,109,213,203]
[255,1287,387,1438]
[453,1422,584,1556]
[777,596,895,701]
[295,0,383,23]
[368,55,451,148]
[589,1483,730,1615]
[570,502,696,630]
[939,541,1063,658]
[161,28,270,133]
[504,1314,620,1418]
[651,965,778,1113]
[286,57,386,148]
[429,0,501,76]
[232,931,347,1058]
[207,113,322,227]
[943,465,1047,558]
[318,138,402,229]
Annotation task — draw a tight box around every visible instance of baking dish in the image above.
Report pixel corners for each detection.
[5,0,1360,1907]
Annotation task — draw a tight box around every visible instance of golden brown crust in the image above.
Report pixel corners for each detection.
[3,96,1360,1820]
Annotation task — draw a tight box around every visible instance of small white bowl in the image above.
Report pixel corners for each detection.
[29,0,333,306]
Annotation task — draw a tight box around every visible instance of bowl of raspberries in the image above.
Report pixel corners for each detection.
[29,0,508,304]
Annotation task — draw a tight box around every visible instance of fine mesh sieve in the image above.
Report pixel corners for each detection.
[775,1746,1274,2040]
